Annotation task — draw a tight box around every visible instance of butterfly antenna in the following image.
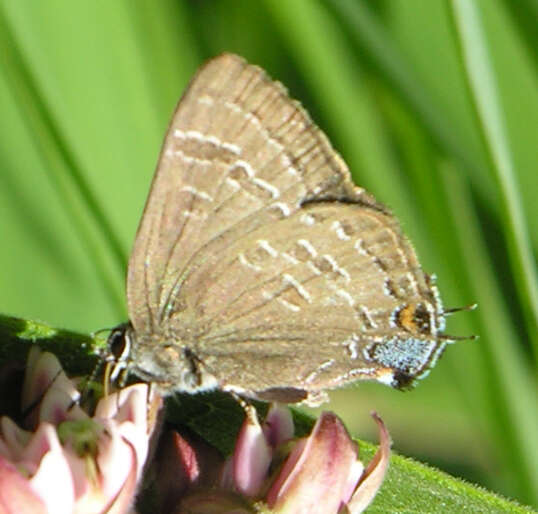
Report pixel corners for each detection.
[79,354,106,404]
[438,333,479,342]
[79,327,118,407]
[442,303,477,316]
[91,327,115,338]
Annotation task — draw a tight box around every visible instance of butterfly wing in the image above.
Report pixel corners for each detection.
[126,54,446,402]
[127,53,377,334]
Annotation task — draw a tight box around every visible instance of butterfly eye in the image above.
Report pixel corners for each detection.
[107,325,131,363]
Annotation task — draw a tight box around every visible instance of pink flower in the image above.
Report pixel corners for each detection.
[263,409,390,513]
[0,347,161,513]
[154,403,390,513]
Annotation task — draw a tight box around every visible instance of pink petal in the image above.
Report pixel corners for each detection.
[267,412,358,514]
[262,403,294,448]
[342,460,365,505]
[116,384,152,426]
[347,412,391,514]
[0,417,31,460]
[0,455,47,514]
[20,347,45,410]
[233,407,272,497]
[115,419,149,480]
[29,445,75,514]
[38,388,87,426]
[95,420,137,501]
[102,441,139,514]
[21,350,79,428]
[95,383,149,426]
[60,448,90,501]
[266,438,306,501]
[95,384,157,481]
[19,423,62,471]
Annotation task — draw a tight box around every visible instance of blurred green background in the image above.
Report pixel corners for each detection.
[0,0,536,508]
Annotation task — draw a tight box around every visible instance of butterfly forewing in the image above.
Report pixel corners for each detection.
[128,54,376,333]
[125,53,447,403]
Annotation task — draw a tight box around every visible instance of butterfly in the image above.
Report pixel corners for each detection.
[107,53,465,406]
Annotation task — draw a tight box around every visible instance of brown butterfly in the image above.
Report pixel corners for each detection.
[107,53,468,406]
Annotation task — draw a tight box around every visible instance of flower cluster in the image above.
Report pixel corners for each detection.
[153,404,390,513]
[0,347,160,513]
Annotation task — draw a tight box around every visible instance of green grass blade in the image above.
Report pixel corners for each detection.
[0,7,125,317]
[448,0,538,363]
[499,0,538,71]
[260,0,419,224]
[327,0,492,197]
[442,164,538,505]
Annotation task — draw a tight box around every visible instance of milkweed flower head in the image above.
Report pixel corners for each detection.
[152,403,390,513]
[0,347,161,514]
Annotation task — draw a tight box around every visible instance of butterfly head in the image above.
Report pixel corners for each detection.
[106,323,219,395]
